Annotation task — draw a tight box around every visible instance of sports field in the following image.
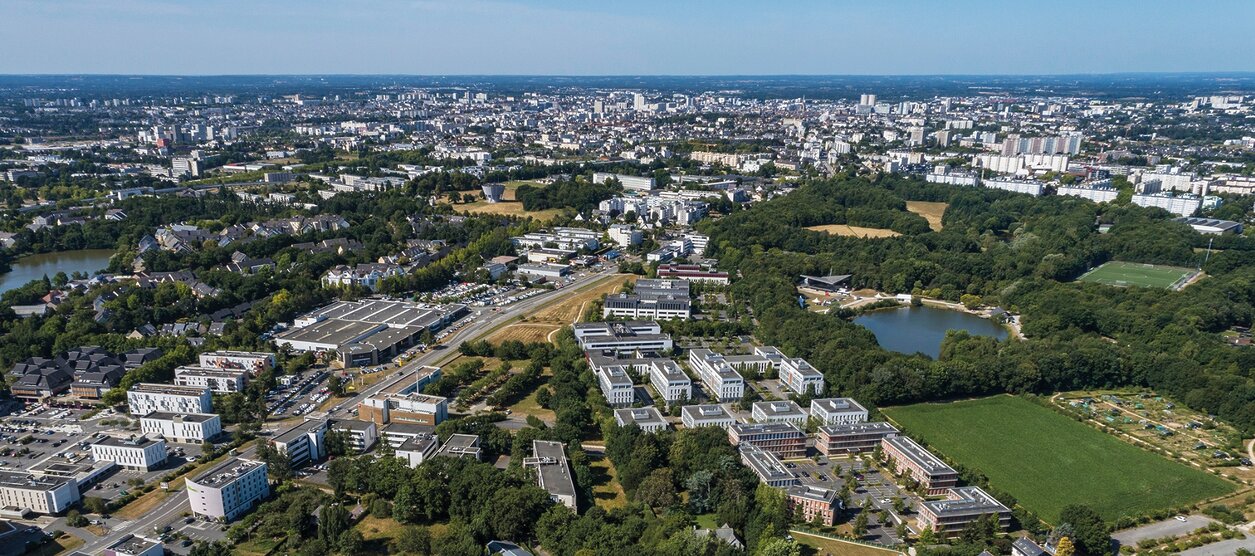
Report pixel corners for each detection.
[882,396,1234,523]
[1076,261,1198,290]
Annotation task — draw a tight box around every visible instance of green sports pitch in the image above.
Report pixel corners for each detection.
[883,396,1235,523]
[1076,261,1199,290]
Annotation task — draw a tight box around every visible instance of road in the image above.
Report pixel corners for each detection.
[1113,515,1216,545]
[74,266,622,553]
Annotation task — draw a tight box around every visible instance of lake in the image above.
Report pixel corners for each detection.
[853,305,1008,358]
[0,249,116,295]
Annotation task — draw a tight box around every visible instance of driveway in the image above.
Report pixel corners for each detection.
[1113,515,1216,545]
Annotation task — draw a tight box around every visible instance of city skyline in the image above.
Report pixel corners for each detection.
[3,0,1255,75]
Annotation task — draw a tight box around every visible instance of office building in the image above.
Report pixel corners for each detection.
[785,485,841,526]
[270,419,328,467]
[816,421,898,455]
[728,423,806,458]
[594,363,635,407]
[127,383,212,416]
[358,367,448,425]
[141,412,222,443]
[331,419,378,452]
[573,321,673,353]
[681,404,735,429]
[395,433,440,467]
[779,358,824,395]
[91,436,167,471]
[918,486,1011,538]
[739,443,799,487]
[687,349,747,402]
[613,407,669,433]
[436,434,483,461]
[751,401,808,427]
[810,398,868,426]
[524,441,577,510]
[186,459,269,522]
[881,436,959,495]
[0,471,79,515]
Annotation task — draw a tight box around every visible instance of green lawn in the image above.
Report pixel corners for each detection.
[883,396,1234,523]
[1076,261,1197,289]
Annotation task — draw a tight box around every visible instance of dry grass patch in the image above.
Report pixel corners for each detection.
[589,452,628,510]
[488,323,563,345]
[905,201,947,231]
[527,274,635,324]
[461,200,563,221]
[805,224,901,238]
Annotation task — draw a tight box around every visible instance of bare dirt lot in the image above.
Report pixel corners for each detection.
[805,224,901,238]
[905,201,947,231]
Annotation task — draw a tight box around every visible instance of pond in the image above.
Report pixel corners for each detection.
[0,249,116,295]
[853,305,1008,359]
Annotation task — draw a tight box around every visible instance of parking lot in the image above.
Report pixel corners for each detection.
[267,369,330,417]
[783,455,916,545]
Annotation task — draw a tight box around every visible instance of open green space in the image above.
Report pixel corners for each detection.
[1076,260,1198,289]
[882,395,1235,523]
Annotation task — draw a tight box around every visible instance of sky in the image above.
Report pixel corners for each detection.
[3,0,1254,76]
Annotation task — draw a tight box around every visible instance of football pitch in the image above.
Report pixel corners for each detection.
[883,396,1235,523]
[1076,261,1198,290]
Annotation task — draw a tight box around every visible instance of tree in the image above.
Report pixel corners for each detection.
[188,541,234,556]
[66,509,87,527]
[1055,536,1076,556]
[396,525,431,554]
[636,468,678,509]
[256,441,293,482]
[853,511,869,536]
[1058,505,1110,556]
[755,537,801,556]
[318,504,351,543]
[83,496,108,515]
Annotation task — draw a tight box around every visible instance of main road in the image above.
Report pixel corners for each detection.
[76,265,624,553]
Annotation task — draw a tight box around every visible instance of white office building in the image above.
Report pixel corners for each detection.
[595,364,635,408]
[613,407,669,433]
[185,459,269,522]
[0,471,79,515]
[779,358,825,395]
[751,401,808,427]
[91,436,168,471]
[681,404,735,429]
[174,366,249,393]
[141,412,222,443]
[648,360,691,403]
[810,398,868,426]
[688,349,746,402]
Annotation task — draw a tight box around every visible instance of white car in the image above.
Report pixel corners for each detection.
[1174,516,1187,522]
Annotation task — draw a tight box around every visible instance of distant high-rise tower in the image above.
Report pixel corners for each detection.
[633,93,646,111]
[859,93,877,106]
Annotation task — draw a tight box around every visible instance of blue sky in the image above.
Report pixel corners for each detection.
[3,0,1253,75]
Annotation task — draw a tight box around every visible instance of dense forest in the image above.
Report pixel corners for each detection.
[701,173,1255,433]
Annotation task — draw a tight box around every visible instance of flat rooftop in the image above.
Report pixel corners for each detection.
[614,407,667,428]
[142,411,217,423]
[682,404,732,422]
[753,400,806,418]
[190,458,265,488]
[129,383,209,396]
[739,444,794,482]
[277,319,381,347]
[812,397,866,414]
[527,440,575,498]
[0,470,74,491]
[272,419,328,444]
[922,486,1009,516]
[107,534,161,556]
[819,421,898,436]
[311,299,466,328]
[730,422,804,436]
[883,435,956,475]
[94,435,163,449]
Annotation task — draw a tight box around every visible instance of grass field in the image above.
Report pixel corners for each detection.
[589,451,628,510]
[805,224,901,238]
[791,530,905,556]
[502,180,547,200]
[1076,261,1199,290]
[527,274,634,324]
[486,322,563,344]
[905,201,947,231]
[882,396,1235,522]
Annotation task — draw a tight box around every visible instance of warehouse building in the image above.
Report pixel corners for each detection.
[275,299,467,367]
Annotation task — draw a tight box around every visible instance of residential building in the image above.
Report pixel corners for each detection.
[613,407,669,433]
[174,366,249,393]
[681,404,735,429]
[185,459,269,522]
[0,471,79,515]
[918,486,1011,538]
[140,412,222,443]
[810,398,868,426]
[91,436,167,471]
[126,383,212,416]
[728,423,806,458]
[785,485,841,526]
[524,440,577,510]
[751,401,808,427]
[881,436,959,495]
[592,172,656,192]
[816,422,898,455]
[198,350,275,373]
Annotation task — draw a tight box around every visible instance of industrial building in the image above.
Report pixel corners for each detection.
[275,299,467,367]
